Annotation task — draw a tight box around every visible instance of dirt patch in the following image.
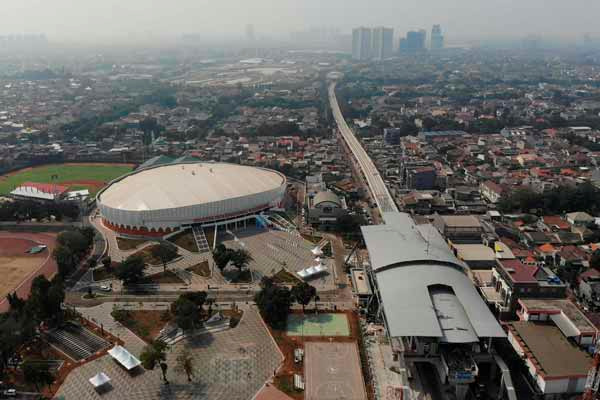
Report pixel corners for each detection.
[60,179,106,193]
[0,237,50,301]
[113,309,170,343]
[146,270,186,284]
[186,261,211,277]
[133,244,179,265]
[168,230,198,252]
[116,236,149,251]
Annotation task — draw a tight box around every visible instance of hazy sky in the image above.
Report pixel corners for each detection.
[3,0,600,43]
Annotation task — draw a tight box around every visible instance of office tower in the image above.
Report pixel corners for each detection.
[431,24,444,50]
[372,27,394,60]
[352,27,372,60]
[401,30,426,53]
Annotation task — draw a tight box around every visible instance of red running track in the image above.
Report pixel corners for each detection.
[0,232,58,313]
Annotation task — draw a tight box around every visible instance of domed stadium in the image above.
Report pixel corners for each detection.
[97,162,286,236]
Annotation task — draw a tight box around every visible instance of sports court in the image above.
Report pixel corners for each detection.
[0,232,57,312]
[286,313,350,336]
[304,342,367,400]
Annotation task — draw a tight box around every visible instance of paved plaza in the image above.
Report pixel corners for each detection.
[221,228,336,290]
[56,306,283,400]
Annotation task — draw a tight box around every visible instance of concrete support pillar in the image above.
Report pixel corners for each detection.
[213,224,218,249]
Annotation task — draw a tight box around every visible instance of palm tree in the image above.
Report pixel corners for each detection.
[175,350,195,382]
[140,339,169,383]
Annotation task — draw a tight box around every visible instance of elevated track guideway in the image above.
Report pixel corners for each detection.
[328,82,398,218]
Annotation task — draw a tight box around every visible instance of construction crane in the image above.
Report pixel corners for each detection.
[584,337,600,400]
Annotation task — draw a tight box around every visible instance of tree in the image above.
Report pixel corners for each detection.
[180,291,208,310]
[170,291,207,329]
[27,276,64,323]
[53,245,78,277]
[115,255,146,285]
[230,249,253,271]
[140,340,169,383]
[171,297,197,330]
[102,256,112,270]
[151,242,178,272]
[254,278,292,329]
[213,244,234,271]
[291,282,317,314]
[22,361,54,392]
[591,250,600,271]
[175,350,194,382]
[57,230,89,255]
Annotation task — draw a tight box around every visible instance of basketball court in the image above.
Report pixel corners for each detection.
[304,342,367,400]
[286,313,350,336]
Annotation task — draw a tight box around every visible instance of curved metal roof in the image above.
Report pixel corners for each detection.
[98,162,285,211]
[312,191,341,207]
[361,212,505,341]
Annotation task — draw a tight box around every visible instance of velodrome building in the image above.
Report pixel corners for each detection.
[96,162,286,237]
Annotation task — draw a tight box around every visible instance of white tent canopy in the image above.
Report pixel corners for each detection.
[89,372,110,388]
[311,247,323,256]
[298,264,328,279]
[108,346,141,370]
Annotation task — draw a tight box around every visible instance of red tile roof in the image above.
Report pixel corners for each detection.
[499,259,539,283]
[542,216,571,231]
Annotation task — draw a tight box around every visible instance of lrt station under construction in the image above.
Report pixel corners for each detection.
[361,212,516,400]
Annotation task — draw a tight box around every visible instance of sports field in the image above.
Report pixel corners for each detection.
[0,232,58,313]
[286,313,350,336]
[0,163,134,195]
[304,342,367,400]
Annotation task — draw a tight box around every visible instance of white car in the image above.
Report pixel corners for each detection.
[99,284,112,292]
[3,389,16,397]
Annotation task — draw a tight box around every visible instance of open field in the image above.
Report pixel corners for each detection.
[0,232,58,312]
[305,342,367,400]
[0,163,134,195]
[286,313,350,337]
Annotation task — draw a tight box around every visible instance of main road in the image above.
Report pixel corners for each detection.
[328,82,398,218]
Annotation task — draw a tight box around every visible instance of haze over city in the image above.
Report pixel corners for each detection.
[3,1,600,400]
[3,0,600,44]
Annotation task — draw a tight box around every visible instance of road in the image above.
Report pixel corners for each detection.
[328,82,398,219]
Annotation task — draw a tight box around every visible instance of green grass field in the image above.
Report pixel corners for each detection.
[286,313,350,336]
[0,163,134,195]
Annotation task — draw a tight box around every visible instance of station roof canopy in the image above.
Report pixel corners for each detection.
[361,212,505,342]
[361,212,462,272]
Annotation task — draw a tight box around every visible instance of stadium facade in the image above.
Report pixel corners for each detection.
[97,162,286,237]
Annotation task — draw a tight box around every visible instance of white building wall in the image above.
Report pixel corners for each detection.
[99,184,286,230]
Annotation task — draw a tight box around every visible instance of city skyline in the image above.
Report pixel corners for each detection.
[2,0,600,45]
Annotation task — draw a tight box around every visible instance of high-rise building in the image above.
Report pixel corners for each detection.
[400,30,426,54]
[352,27,372,60]
[430,24,444,50]
[372,27,394,60]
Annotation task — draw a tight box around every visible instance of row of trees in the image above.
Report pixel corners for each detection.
[107,242,179,286]
[52,227,95,277]
[0,199,79,222]
[1,275,66,386]
[497,182,600,215]
[255,278,317,329]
